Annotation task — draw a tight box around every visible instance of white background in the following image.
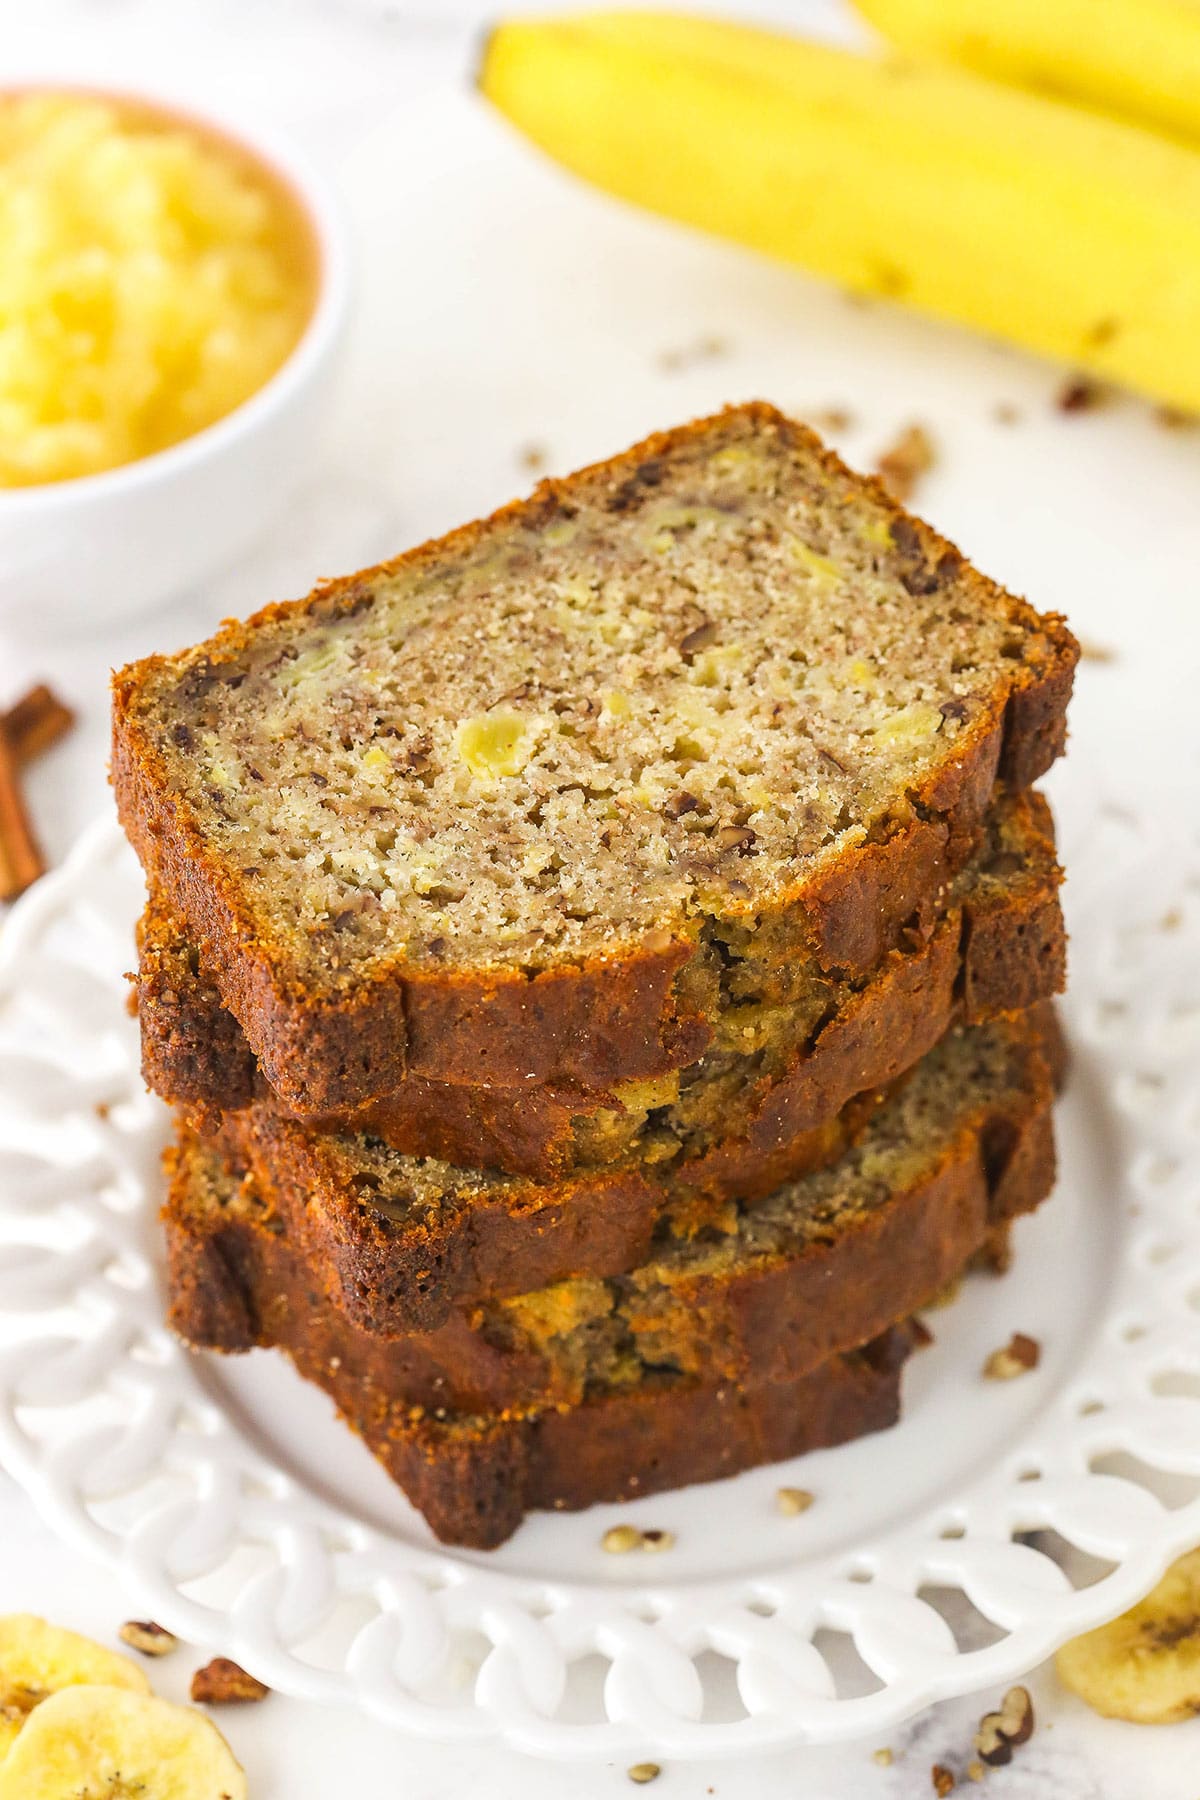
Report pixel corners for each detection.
[2,1,1199,1793]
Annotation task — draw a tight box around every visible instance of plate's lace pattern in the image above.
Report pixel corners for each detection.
[0,796,1198,1759]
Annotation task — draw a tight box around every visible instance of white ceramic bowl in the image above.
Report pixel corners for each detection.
[0,92,351,633]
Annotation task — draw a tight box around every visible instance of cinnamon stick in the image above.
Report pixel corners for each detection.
[0,682,72,901]
[0,728,45,901]
[3,683,75,766]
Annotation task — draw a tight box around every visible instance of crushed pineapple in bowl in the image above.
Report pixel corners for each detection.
[0,87,349,627]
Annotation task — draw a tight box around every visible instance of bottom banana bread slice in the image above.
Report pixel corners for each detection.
[164,1009,1060,1417]
[168,1247,919,1548]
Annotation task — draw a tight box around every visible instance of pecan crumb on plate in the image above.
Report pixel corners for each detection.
[982,1333,1041,1380]
[118,1620,178,1657]
[602,1524,674,1554]
[975,1685,1035,1765]
[190,1656,269,1704]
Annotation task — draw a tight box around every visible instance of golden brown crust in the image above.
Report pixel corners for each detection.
[303,1328,917,1548]
[156,845,1065,1339]
[138,790,1065,1183]
[163,1008,1058,1419]
[112,403,1078,1113]
[207,1091,887,1340]
[173,1309,915,1548]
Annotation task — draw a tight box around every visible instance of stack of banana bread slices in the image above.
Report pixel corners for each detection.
[112,404,1077,1548]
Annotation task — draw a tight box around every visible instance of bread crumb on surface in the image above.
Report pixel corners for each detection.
[658,334,728,372]
[931,1763,956,1795]
[805,406,855,434]
[872,1745,894,1766]
[517,442,548,474]
[875,423,935,502]
[628,1762,661,1784]
[776,1486,815,1516]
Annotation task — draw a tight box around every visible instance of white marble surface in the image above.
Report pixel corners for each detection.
[2,2,1200,1793]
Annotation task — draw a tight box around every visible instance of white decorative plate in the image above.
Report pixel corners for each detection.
[1,761,1199,1762]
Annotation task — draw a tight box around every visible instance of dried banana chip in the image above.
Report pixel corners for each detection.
[0,1614,150,1760]
[0,1684,246,1798]
[1056,1549,1200,1722]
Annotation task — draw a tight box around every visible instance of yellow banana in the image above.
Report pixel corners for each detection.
[479,12,1200,412]
[0,1684,246,1799]
[0,1614,150,1761]
[854,0,1200,146]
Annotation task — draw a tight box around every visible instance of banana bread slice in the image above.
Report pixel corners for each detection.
[165,1008,1058,1415]
[138,787,1064,1179]
[195,836,1066,1340]
[113,402,1076,1114]
[168,1237,918,1549]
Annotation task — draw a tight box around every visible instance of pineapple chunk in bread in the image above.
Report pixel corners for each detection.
[113,403,1076,1111]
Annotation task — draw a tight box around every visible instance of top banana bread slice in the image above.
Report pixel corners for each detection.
[112,402,1077,1113]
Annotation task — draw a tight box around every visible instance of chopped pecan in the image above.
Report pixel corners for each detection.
[118,1620,178,1657]
[607,457,666,512]
[975,1685,1034,1765]
[190,1657,269,1704]
[982,1333,1040,1380]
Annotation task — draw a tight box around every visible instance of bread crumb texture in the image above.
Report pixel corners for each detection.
[119,405,1062,978]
